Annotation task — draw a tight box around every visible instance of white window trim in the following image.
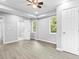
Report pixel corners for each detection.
[49,16,56,34]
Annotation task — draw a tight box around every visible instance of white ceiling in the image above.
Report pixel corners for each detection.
[0,0,64,15]
[1,0,78,18]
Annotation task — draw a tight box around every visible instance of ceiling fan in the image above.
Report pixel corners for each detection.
[26,0,43,8]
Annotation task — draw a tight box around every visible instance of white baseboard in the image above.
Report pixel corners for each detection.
[37,38,56,44]
[56,48,63,51]
[17,38,30,41]
[4,38,31,44]
[31,37,38,40]
[4,40,19,44]
[56,48,79,55]
[63,50,79,56]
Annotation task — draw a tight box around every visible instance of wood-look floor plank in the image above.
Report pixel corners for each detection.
[0,40,79,59]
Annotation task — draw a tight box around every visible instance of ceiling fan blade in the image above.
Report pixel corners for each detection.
[26,0,32,3]
[37,5,42,8]
[38,2,43,5]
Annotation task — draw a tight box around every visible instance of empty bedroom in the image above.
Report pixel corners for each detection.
[0,0,79,59]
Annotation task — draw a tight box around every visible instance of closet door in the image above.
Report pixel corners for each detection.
[62,8,79,54]
[17,20,30,40]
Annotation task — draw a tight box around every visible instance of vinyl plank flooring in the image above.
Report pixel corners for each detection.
[0,40,79,59]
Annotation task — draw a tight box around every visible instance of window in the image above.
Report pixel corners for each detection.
[50,16,57,33]
[32,20,37,32]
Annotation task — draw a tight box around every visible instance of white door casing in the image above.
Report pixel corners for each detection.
[0,21,3,42]
[0,16,5,43]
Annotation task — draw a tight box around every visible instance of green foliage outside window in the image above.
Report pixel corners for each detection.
[50,16,57,33]
[32,20,37,32]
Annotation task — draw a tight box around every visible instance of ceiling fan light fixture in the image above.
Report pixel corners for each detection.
[27,0,43,8]
[32,4,37,8]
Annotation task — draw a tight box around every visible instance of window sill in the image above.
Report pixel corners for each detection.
[49,32,56,35]
[32,32,36,33]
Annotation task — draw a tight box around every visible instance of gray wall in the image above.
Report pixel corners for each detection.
[31,17,56,44]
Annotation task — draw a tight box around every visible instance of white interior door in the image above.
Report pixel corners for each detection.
[62,8,79,54]
[17,20,30,40]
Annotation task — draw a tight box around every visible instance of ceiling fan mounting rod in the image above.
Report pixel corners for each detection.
[32,0,38,5]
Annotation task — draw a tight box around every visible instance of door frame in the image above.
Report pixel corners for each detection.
[61,8,79,55]
[0,16,5,44]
